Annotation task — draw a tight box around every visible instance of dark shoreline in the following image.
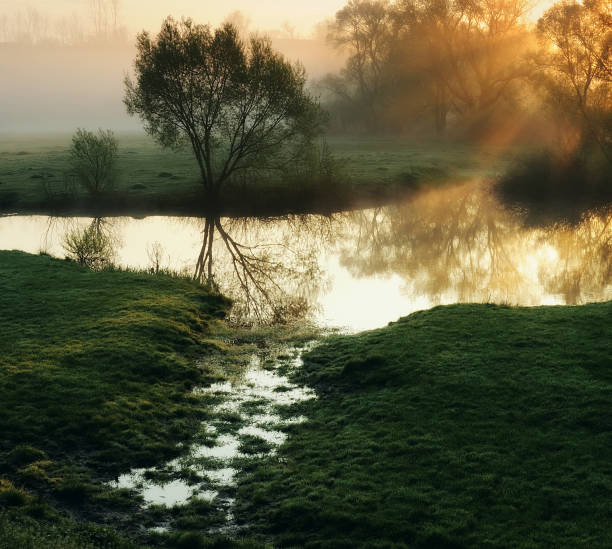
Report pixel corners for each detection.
[0,181,426,219]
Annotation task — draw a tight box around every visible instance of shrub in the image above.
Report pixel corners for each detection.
[69,128,118,195]
[495,146,612,223]
[62,223,116,269]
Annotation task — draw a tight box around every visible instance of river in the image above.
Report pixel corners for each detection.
[2,180,612,331]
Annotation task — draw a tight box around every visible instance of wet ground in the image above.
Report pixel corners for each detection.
[110,343,317,534]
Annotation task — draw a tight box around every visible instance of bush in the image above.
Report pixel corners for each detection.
[70,128,118,195]
[62,223,116,269]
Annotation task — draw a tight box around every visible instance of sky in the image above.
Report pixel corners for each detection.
[0,0,347,36]
[0,0,557,37]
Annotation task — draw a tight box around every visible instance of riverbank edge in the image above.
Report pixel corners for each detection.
[1,134,499,218]
[0,250,277,548]
[234,301,612,548]
[0,171,453,219]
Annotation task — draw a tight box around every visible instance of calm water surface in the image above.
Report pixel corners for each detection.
[2,181,611,331]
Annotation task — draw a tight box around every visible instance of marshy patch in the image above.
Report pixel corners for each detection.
[108,344,317,535]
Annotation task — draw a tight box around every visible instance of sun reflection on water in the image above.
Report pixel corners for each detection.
[1,181,611,330]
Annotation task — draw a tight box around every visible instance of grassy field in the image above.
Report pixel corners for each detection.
[0,134,513,216]
[0,250,246,547]
[4,249,609,548]
[235,303,612,548]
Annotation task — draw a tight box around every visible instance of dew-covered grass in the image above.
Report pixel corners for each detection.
[0,250,233,546]
[235,302,612,548]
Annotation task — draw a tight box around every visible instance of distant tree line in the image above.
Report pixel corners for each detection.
[321,0,611,151]
[0,0,128,46]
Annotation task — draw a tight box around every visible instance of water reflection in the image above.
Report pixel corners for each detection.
[1,182,611,330]
[190,214,334,324]
[338,182,612,309]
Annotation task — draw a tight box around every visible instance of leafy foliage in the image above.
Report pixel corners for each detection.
[69,128,118,195]
[124,18,324,194]
[323,0,532,135]
[537,0,612,164]
[62,220,116,269]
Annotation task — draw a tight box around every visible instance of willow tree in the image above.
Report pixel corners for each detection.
[124,17,323,197]
[398,0,533,131]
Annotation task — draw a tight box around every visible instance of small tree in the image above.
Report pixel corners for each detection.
[63,221,115,269]
[124,17,324,198]
[70,128,118,195]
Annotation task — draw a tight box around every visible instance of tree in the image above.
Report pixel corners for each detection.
[70,128,118,195]
[397,0,532,133]
[324,0,532,135]
[327,0,397,130]
[124,17,324,198]
[537,0,612,163]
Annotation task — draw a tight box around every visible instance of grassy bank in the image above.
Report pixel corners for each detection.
[0,134,510,216]
[235,303,612,548]
[0,250,236,546]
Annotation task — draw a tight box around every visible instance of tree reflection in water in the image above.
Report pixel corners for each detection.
[37,182,612,327]
[191,213,336,325]
[540,214,612,304]
[339,181,612,307]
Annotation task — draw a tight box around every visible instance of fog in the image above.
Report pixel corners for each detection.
[0,0,588,137]
[0,0,347,37]
[0,39,344,133]
[0,1,346,133]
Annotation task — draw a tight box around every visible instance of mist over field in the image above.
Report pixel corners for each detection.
[0,39,344,133]
[0,0,560,136]
[0,1,345,133]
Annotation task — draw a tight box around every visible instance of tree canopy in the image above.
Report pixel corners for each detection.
[537,0,612,162]
[125,17,324,196]
[322,0,532,135]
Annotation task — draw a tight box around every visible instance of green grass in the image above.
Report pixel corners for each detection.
[0,250,232,545]
[325,135,510,183]
[5,247,607,547]
[0,134,514,216]
[234,303,612,548]
[0,134,202,215]
[0,511,141,549]
[0,251,230,471]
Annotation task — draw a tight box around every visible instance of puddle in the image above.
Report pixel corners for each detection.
[109,343,316,532]
[238,425,286,446]
[204,468,237,485]
[111,469,218,507]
